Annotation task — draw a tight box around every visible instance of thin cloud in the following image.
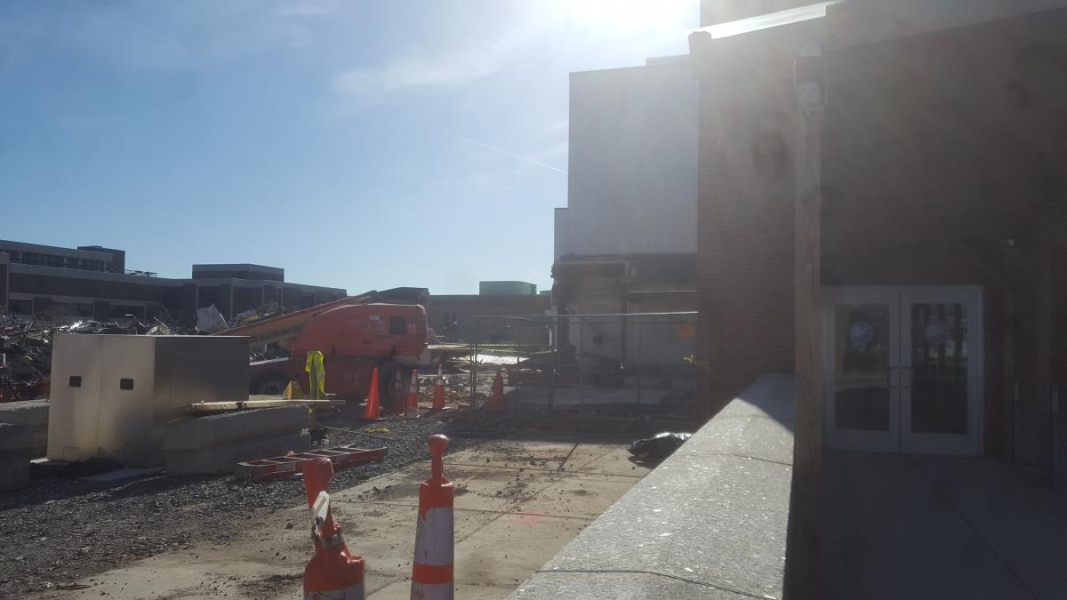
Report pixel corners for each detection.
[332,41,511,97]
[460,137,568,175]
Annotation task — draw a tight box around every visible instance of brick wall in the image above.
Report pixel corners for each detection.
[821,10,1067,459]
[695,8,1067,455]
[697,34,798,417]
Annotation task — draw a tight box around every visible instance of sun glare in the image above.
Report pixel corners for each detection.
[560,0,696,34]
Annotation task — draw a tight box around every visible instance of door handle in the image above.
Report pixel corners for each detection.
[887,367,901,388]
[900,367,912,390]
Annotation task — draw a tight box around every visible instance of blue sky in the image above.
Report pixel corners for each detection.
[0,0,696,294]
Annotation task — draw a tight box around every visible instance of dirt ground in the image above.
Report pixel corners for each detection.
[20,437,650,600]
[0,403,476,599]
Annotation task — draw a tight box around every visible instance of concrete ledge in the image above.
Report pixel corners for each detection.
[164,431,311,476]
[0,399,49,456]
[510,374,796,600]
[161,406,310,475]
[161,405,307,451]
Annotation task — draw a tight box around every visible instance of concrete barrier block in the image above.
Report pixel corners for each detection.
[0,423,34,491]
[162,405,307,452]
[164,431,311,476]
[0,400,49,456]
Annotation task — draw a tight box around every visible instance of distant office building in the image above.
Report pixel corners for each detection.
[479,281,537,296]
[553,55,698,366]
[0,239,346,322]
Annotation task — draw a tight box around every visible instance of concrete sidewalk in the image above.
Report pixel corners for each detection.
[823,451,1067,599]
[33,437,649,600]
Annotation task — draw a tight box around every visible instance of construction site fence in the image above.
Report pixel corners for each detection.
[455,312,701,413]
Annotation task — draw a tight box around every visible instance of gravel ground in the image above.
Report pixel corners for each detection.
[0,406,481,598]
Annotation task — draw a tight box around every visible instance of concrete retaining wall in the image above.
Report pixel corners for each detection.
[0,399,48,457]
[162,405,309,475]
[0,423,34,490]
[510,374,796,599]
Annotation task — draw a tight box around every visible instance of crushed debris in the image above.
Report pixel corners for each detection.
[0,312,188,402]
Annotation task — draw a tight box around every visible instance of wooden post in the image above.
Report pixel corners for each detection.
[786,42,825,600]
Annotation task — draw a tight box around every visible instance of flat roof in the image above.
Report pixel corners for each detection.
[0,239,116,261]
[192,263,284,273]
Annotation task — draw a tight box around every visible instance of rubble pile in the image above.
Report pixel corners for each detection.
[0,315,51,401]
[0,313,187,401]
[231,302,286,327]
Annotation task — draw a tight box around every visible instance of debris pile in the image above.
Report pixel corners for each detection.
[0,313,187,401]
[231,302,286,327]
[0,316,52,401]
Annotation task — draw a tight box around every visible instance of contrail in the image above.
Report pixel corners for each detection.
[460,136,568,175]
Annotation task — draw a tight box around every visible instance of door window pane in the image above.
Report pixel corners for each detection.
[834,304,891,431]
[910,303,968,434]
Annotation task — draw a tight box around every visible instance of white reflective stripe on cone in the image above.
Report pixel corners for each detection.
[414,507,454,565]
[304,581,365,600]
[410,582,452,600]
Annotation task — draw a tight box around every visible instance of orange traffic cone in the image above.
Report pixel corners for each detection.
[411,435,453,600]
[302,457,366,599]
[406,370,419,410]
[488,369,505,413]
[431,363,446,411]
[363,368,382,421]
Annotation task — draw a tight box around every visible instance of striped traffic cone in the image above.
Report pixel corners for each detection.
[431,363,446,411]
[363,368,382,421]
[410,435,453,600]
[488,369,504,413]
[303,457,366,599]
[406,370,420,411]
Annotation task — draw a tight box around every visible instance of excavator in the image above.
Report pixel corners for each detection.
[215,291,430,405]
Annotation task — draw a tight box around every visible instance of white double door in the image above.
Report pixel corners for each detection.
[823,286,983,456]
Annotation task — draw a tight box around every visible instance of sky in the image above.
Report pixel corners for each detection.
[0,0,697,295]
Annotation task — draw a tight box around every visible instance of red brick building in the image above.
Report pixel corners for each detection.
[693,1,1066,476]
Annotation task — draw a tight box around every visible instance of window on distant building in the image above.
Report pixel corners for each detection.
[8,299,32,314]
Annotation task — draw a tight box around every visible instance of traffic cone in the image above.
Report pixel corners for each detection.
[393,370,406,416]
[406,370,420,410]
[284,380,305,400]
[302,457,366,600]
[488,369,505,413]
[411,435,454,600]
[431,363,446,411]
[363,368,382,421]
